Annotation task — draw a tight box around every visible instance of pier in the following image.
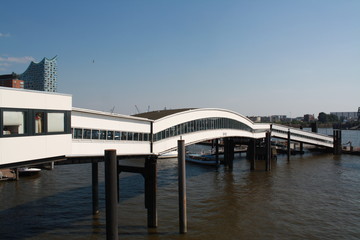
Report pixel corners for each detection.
[0,87,351,239]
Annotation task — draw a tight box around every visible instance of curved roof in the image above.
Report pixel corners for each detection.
[133,108,195,120]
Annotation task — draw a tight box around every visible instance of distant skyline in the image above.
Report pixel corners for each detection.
[1,0,359,117]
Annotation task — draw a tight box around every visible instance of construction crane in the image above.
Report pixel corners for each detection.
[135,105,140,114]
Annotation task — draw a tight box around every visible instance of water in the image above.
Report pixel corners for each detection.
[1,130,360,240]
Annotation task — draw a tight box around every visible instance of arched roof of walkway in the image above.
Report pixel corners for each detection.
[134,108,195,120]
[137,108,269,154]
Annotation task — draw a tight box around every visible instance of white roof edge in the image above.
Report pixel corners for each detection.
[154,107,256,124]
[72,107,153,122]
[0,86,72,97]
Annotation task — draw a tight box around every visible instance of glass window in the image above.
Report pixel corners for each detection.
[156,132,161,141]
[107,131,114,140]
[35,112,45,133]
[127,132,133,141]
[3,111,26,135]
[74,128,83,139]
[100,130,106,140]
[47,112,64,132]
[143,133,149,141]
[83,129,91,139]
[114,131,121,140]
[121,132,127,140]
[134,132,139,141]
[92,129,99,139]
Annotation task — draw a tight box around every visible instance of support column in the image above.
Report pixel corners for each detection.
[104,149,118,240]
[299,142,304,154]
[265,131,271,171]
[311,122,318,133]
[92,161,99,215]
[15,168,19,181]
[333,129,342,155]
[287,129,291,161]
[299,126,304,154]
[249,139,256,171]
[145,156,158,228]
[117,160,120,203]
[224,138,229,167]
[215,139,219,165]
[224,138,234,169]
[178,140,187,234]
[229,139,234,169]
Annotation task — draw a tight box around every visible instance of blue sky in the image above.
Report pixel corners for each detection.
[1,0,359,117]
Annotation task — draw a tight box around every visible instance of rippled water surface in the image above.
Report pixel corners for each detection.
[1,133,360,240]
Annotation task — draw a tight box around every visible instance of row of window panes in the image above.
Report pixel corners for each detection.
[72,128,150,142]
[2,109,68,136]
[153,118,253,142]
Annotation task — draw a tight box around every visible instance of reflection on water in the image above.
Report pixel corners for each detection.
[1,149,360,239]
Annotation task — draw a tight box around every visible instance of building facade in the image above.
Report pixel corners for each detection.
[304,114,315,122]
[330,112,358,121]
[0,73,24,89]
[20,56,57,92]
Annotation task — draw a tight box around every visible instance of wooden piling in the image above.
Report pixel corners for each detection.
[145,156,158,228]
[215,139,219,165]
[299,126,304,154]
[229,139,234,169]
[92,161,99,215]
[333,129,342,155]
[117,160,120,203]
[104,149,118,240]
[15,168,19,180]
[178,140,187,234]
[224,138,234,169]
[311,122,318,133]
[250,139,256,171]
[265,131,271,171]
[287,129,291,161]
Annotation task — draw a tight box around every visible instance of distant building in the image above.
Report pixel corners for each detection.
[304,114,315,122]
[248,115,287,123]
[20,56,57,92]
[271,115,287,122]
[248,116,261,122]
[330,111,358,121]
[0,72,24,89]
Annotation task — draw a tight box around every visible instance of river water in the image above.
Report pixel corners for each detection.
[0,130,359,240]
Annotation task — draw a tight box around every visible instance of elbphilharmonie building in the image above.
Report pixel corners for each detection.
[20,56,57,92]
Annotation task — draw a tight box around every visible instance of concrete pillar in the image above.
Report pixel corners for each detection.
[224,138,228,167]
[265,131,271,171]
[299,126,304,154]
[215,139,220,165]
[287,129,291,161]
[49,161,55,170]
[145,156,158,228]
[104,150,118,240]
[117,160,120,203]
[92,162,99,215]
[333,129,342,155]
[229,139,234,169]
[15,168,19,181]
[224,138,234,169]
[311,122,318,133]
[178,140,187,234]
[249,139,256,171]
